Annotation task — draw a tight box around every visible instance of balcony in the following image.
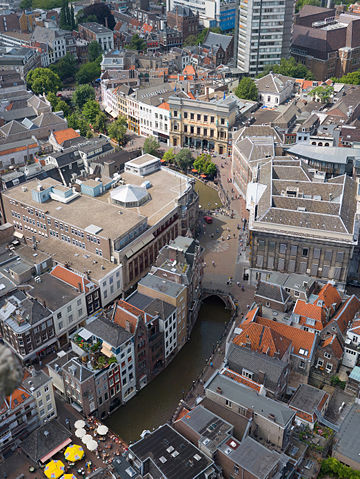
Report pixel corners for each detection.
[72,335,118,371]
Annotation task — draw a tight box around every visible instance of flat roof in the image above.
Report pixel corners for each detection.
[126,153,159,166]
[28,273,80,311]
[36,238,118,282]
[130,424,213,479]
[334,405,360,464]
[139,274,184,298]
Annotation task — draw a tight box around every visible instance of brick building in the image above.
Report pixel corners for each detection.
[78,22,114,52]
[166,6,199,41]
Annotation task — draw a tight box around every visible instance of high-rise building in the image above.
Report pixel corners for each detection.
[236,0,294,76]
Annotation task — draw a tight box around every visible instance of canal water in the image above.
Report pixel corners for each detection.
[106,296,230,443]
[194,179,222,210]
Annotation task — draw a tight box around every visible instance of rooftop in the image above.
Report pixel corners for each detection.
[81,22,113,34]
[219,436,282,479]
[28,273,81,311]
[289,384,328,415]
[130,424,213,479]
[333,405,360,464]
[206,373,295,427]
[83,317,132,349]
[23,369,51,391]
[138,273,185,298]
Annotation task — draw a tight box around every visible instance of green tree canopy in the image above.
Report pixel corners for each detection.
[20,0,32,9]
[77,3,115,29]
[54,99,71,117]
[295,0,320,13]
[50,53,77,81]
[259,57,314,80]
[310,85,334,103]
[76,61,100,84]
[82,99,101,124]
[338,69,360,85]
[127,34,146,52]
[234,77,258,101]
[183,27,222,46]
[162,148,175,163]
[88,40,103,62]
[143,136,160,156]
[27,68,61,95]
[175,148,193,171]
[59,0,75,30]
[108,116,127,145]
[72,84,95,109]
[93,112,107,133]
[193,153,217,177]
[67,113,90,137]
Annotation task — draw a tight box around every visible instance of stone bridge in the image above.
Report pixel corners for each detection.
[201,288,237,311]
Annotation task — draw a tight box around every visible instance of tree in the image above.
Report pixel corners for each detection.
[127,34,146,52]
[55,99,71,117]
[108,116,127,145]
[310,85,334,103]
[82,99,101,123]
[67,113,90,137]
[76,61,100,84]
[88,40,102,62]
[143,136,160,156]
[295,0,320,13]
[93,112,107,133]
[162,148,175,163]
[59,0,75,30]
[50,54,77,81]
[235,77,258,101]
[20,0,32,9]
[193,153,217,178]
[47,92,59,110]
[339,69,360,85]
[259,57,313,80]
[175,148,193,171]
[183,34,197,46]
[27,68,61,95]
[72,84,95,109]
[77,3,115,29]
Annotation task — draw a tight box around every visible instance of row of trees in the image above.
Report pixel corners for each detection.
[162,147,217,177]
[59,0,75,30]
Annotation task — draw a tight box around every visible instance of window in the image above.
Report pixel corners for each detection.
[234,465,240,474]
[302,248,308,257]
[324,352,331,359]
[316,359,324,367]
[299,360,305,369]
[326,363,333,372]
[242,368,253,379]
[225,399,232,408]
[279,243,287,254]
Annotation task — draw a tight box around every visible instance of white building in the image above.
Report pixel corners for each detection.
[32,26,76,66]
[139,102,170,145]
[255,73,295,107]
[23,370,57,425]
[237,0,294,76]
[167,0,218,26]
[79,23,114,52]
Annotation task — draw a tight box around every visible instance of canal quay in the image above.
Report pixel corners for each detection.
[107,176,255,442]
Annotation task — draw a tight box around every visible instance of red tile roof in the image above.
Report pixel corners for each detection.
[321,334,343,359]
[0,143,38,157]
[183,64,195,76]
[255,316,316,359]
[53,128,80,145]
[142,23,153,33]
[158,102,170,111]
[221,368,263,393]
[242,306,259,325]
[233,322,291,359]
[294,299,325,330]
[50,265,90,293]
[329,295,360,333]
[317,283,342,309]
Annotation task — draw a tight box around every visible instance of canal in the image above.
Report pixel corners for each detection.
[106,296,231,443]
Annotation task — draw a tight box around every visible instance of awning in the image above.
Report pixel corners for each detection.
[109,110,117,118]
[101,342,113,357]
[105,106,112,114]
[13,231,24,239]
[78,328,92,341]
[125,233,154,259]
[40,438,71,463]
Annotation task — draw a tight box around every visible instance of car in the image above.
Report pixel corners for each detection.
[204,216,213,224]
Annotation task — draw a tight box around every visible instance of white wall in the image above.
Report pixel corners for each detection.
[99,264,123,306]
[53,293,87,338]
[32,377,57,424]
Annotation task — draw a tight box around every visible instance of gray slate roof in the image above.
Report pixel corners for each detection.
[289,384,327,415]
[203,31,232,52]
[84,317,132,348]
[139,274,184,298]
[23,369,51,390]
[206,373,295,427]
[255,281,290,304]
[333,404,360,465]
[21,420,71,462]
[226,343,288,393]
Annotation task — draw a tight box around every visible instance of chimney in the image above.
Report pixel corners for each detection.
[216,386,223,394]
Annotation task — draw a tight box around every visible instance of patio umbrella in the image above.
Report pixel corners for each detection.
[44,460,65,479]
[96,425,108,436]
[74,420,85,429]
[82,434,93,444]
[64,444,84,462]
[75,428,86,438]
[61,476,77,479]
[87,440,98,452]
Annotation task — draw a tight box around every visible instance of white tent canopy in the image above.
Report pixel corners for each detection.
[97,425,108,436]
[74,420,85,429]
[75,428,86,438]
[87,440,98,452]
[82,434,93,444]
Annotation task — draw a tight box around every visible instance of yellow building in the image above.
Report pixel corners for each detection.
[168,95,237,155]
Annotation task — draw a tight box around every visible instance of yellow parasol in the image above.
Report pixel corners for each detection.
[64,444,84,462]
[44,460,65,479]
[61,475,77,479]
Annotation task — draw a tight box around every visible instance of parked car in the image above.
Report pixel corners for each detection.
[204,216,213,224]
